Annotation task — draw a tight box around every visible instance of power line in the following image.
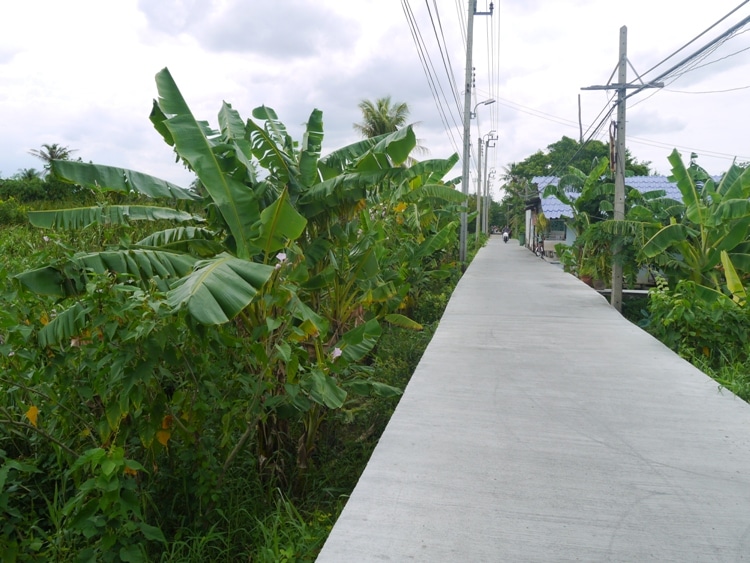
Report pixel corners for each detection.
[401,0,462,155]
[638,0,750,79]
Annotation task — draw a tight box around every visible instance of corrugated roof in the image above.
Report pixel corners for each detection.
[531,175,686,219]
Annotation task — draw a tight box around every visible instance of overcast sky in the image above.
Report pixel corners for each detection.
[2,0,749,198]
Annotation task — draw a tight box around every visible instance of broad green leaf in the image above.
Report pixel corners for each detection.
[16,250,197,298]
[155,68,260,259]
[218,101,256,181]
[306,369,347,409]
[336,318,381,363]
[247,105,296,188]
[51,160,199,201]
[251,188,307,256]
[137,227,223,257]
[728,252,750,272]
[641,223,688,258]
[668,149,705,225]
[345,379,403,398]
[716,217,750,252]
[15,266,71,297]
[721,250,747,304]
[298,109,324,189]
[369,126,417,166]
[119,544,145,563]
[413,222,458,260]
[318,136,384,178]
[28,206,197,230]
[137,522,167,543]
[38,302,89,347]
[400,183,466,204]
[167,253,274,324]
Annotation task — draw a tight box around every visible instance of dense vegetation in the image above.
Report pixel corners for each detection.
[3,75,750,561]
[0,69,475,561]
[501,139,750,403]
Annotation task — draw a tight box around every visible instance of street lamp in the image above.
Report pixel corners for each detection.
[471,98,495,118]
[460,98,495,267]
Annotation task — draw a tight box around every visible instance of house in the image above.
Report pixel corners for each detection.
[525,175,685,257]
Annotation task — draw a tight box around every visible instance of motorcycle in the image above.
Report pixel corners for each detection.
[502,231,509,243]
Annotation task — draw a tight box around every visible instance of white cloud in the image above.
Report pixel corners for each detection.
[1,0,749,187]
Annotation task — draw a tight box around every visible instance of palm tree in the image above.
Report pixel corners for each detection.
[354,97,427,165]
[353,96,411,138]
[28,143,77,171]
[13,168,43,181]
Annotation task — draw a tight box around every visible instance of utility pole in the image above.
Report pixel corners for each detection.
[582,25,662,312]
[459,0,493,269]
[612,26,627,313]
[475,137,482,245]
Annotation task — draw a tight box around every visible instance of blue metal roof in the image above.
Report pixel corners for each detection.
[532,175,686,219]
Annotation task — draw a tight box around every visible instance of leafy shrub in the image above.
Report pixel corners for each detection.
[645,278,750,368]
[0,198,29,225]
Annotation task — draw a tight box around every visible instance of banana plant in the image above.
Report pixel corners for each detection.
[641,149,750,296]
[14,67,461,481]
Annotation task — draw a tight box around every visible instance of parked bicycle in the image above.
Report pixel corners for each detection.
[534,240,545,259]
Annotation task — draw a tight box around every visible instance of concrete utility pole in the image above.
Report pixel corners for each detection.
[582,25,662,312]
[459,0,494,269]
[611,27,627,313]
[482,131,496,234]
[476,137,482,245]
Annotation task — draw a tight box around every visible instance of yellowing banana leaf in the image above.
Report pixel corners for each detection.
[384,314,422,331]
[721,250,747,305]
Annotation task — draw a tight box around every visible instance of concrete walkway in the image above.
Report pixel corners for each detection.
[317,236,750,562]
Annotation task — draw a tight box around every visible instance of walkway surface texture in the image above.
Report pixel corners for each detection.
[316,236,750,562]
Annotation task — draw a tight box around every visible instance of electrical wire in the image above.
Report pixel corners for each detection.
[402,0,463,155]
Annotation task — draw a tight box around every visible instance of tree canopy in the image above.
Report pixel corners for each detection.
[504,136,651,180]
[353,96,411,138]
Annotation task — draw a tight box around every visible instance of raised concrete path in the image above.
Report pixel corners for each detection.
[317,236,750,562]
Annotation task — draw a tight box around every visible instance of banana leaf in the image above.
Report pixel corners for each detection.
[38,302,90,347]
[668,149,706,225]
[298,109,324,189]
[247,105,299,191]
[304,368,347,409]
[167,253,274,325]
[28,206,197,230]
[413,222,457,261]
[218,102,256,182]
[721,250,747,305]
[250,188,307,257]
[400,183,466,204]
[384,313,422,331]
[137,227,224,257]
[50,160,200,201]
[334,318,382,363]
[154,68,260,260]
[16,250,197,298]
